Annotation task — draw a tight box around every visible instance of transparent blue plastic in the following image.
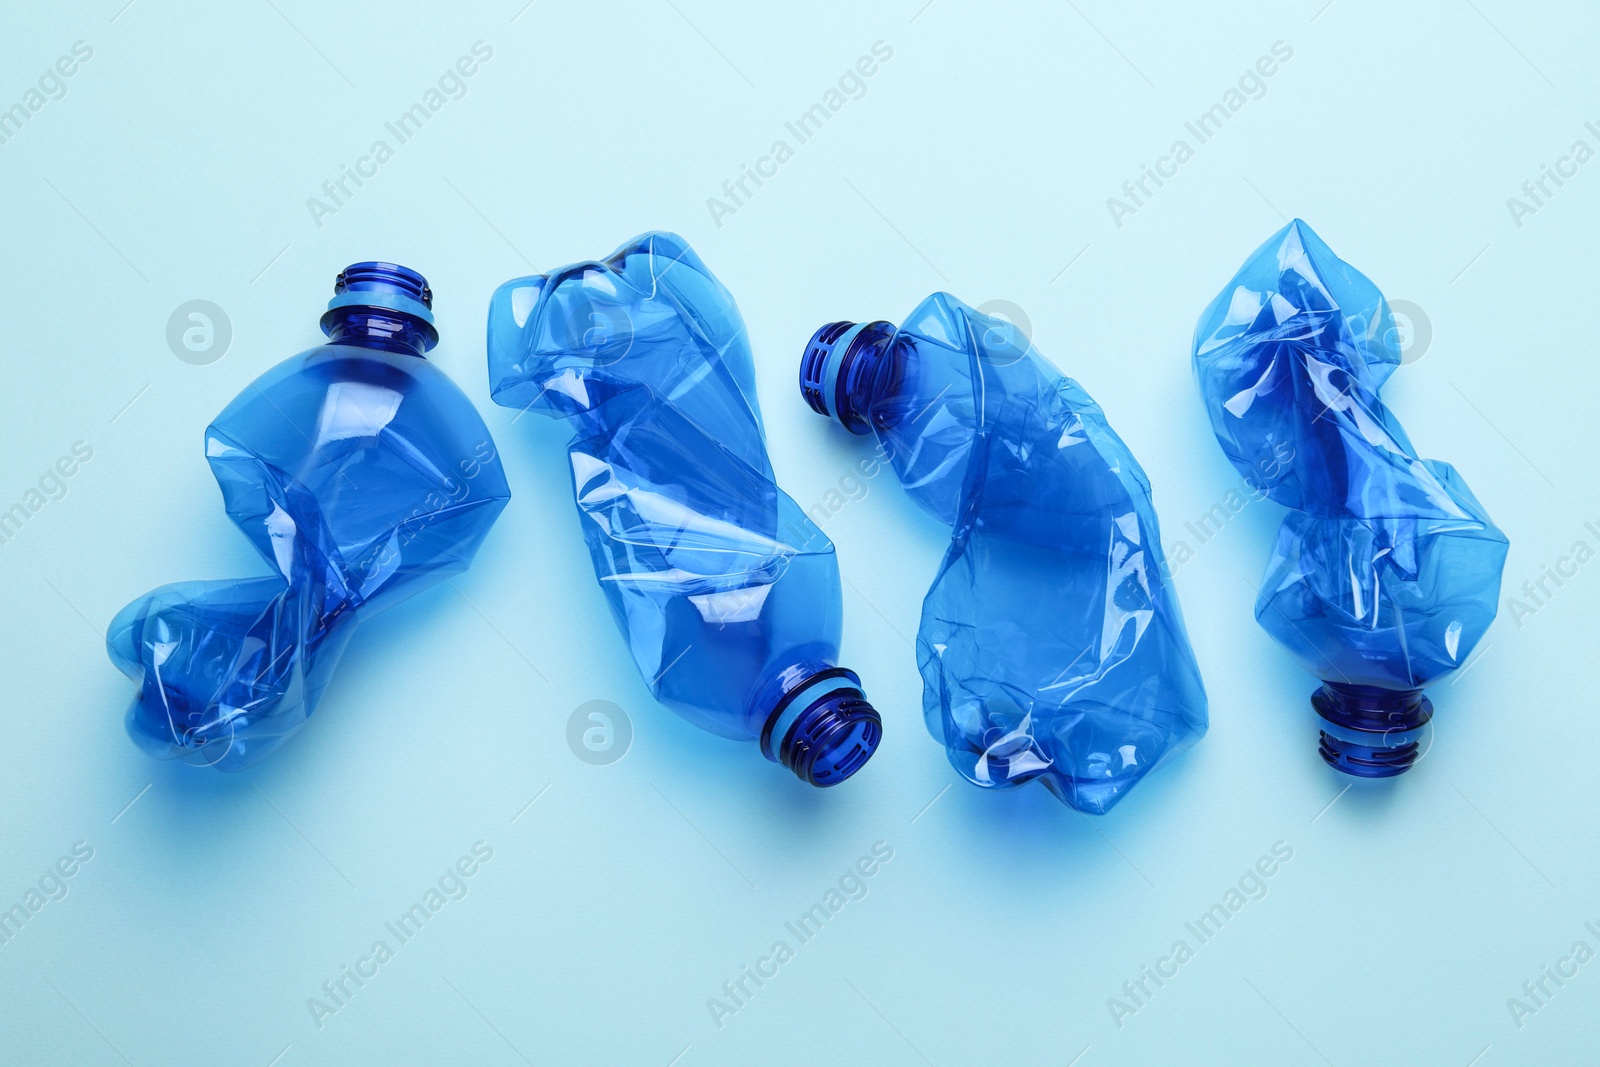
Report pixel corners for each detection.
[799,294,1207,814]
[1193,221,1508,776]
[487,232,880,787]
[107,263,511,771]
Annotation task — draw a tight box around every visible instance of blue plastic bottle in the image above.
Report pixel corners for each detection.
[107,263,511,771]
[1193,221,1508,776]
[799,294,1207,813]
[487,232,881,787]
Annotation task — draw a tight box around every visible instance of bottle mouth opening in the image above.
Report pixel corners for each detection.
[1312,682,1432,778]
[799,321,858,418]
[334,261,432,307]
[761,667,882,787]
[798,321,893,435]
[320,261,439,351]
[792,699,882,786]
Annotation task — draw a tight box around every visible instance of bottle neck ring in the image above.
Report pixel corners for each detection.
[759,665,881,787]
[318,261,438,356]
[1312,682,1433,778]
[799,320,897,435]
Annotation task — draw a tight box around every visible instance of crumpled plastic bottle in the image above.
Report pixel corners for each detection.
[487,232,881,787]
[1193,220,1508,776]
[798,294,1207,813]
[107,263,511,771]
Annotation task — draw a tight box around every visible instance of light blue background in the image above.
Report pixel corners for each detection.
[1,1,1595,1063]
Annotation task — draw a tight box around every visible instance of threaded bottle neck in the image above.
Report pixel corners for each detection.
[798,320,898,434]
[758,665,881,787]
[1312,682,1433,778]
[319,261,439,356]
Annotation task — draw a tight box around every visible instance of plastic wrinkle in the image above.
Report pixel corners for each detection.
[1193,219,1508,696]
[488,232,868,760]
[812,294,1208,814]
[107,344,510,771]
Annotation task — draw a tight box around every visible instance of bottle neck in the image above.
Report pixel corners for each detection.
[318,261,439,357]
[799,320,900,435]
[754,662,881,787]
[321,308,435,356]
[1311,682,1433,777]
